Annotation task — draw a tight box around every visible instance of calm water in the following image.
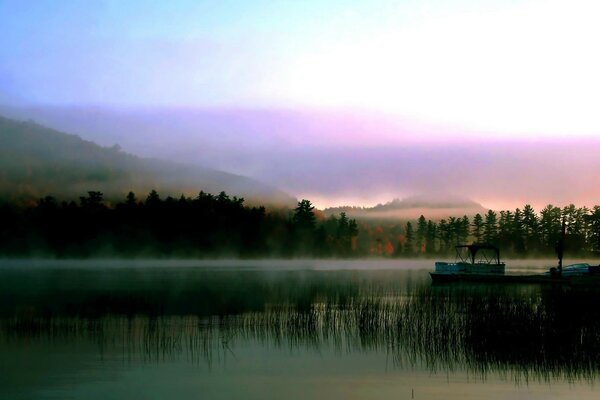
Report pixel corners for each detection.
[2,259,600,399]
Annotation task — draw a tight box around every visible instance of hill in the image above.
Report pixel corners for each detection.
[0,115,295,206]
[324,195,488,220]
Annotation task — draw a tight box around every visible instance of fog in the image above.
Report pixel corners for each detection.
[3,105,600,210]
[1,258,593,274]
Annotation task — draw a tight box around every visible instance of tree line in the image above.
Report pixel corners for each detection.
[387,204,600,257]
[0,191,358,258]
[3,193,599,259]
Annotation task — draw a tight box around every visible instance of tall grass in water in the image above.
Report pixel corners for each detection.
[3,268,600,383]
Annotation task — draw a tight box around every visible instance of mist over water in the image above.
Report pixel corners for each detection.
[0,258,585,271]
[2,260,600,399]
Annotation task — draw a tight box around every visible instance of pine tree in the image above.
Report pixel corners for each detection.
[426,220,437,254]
[471,213,484,242]
[512,208,526,254]
[539,204,562,250]
[293,199,316,231]
[483,210,498,243]
[416,215,427,254]
[522,204,539,251]
[459,215,470,244]
[404,221,414,256]
[587,206,600,253]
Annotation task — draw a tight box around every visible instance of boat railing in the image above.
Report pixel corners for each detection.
[454,243,502,265]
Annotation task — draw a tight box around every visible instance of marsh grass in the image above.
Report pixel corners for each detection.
[3,268,600,383]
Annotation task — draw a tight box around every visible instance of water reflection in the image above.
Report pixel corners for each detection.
[2,267,600,385]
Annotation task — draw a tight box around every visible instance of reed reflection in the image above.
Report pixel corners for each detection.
[2,267,600,383]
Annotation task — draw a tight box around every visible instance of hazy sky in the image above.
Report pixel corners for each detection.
[2,0,600,137]
[2,1,600,210]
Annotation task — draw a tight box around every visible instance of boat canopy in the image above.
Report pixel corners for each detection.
[455,243,501,265]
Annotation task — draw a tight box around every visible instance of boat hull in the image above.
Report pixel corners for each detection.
[434,261,505,275]
[430,272,600,286]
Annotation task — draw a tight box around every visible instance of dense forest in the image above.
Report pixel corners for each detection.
[0,190,357,258]
[357,205,600,258]
[1,191,600,259]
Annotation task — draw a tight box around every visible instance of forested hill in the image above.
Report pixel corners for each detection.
[325,195,487,220]
[0,115,295,205]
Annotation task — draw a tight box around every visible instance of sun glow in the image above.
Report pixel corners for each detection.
[283,0,600,137]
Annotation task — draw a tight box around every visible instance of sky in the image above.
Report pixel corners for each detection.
[1,0,600,209]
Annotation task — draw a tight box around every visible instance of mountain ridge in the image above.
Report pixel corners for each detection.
[0,115,296,206]
[325,195,488,220]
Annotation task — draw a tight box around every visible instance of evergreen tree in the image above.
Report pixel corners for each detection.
[145,190,161,207]
[539,204,562,250]
[459,215,470,244]
[438,219,449,253]
[335,212,358,255]
[498,210,514,249]
[511,208,526,254]
[293,199,316,231]
[587,206,600,253]
[426,220,437,254]
[447,217,457,245]
[404,221,414,256]
[483,210,498,243]
[416,215,427,254]
[125,191,137,207]
[471,213,484,242]
[80,191,104,209]
[292,199,317,255]
[563,204,587,254]
[522,204,539,251]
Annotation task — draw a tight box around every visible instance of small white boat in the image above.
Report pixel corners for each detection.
[433,244,506,277]
[545,263,600,277]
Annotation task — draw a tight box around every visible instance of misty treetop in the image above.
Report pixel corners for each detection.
[0,190,358,258]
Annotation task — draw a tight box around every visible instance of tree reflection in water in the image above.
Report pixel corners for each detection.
[2,267,600,383]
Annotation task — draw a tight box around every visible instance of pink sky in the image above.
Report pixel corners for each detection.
[3,106,600,212]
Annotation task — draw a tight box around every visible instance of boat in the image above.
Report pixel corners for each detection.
[430,219,600,285]
[545,263,600,277]
[430,243,505,282]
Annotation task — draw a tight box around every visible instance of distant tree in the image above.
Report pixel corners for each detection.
[458,215,470,244]
[438,219,449,253]
[563,204,587,254]
[335,212,358,255]
[293,199,316,231]
[80,191,104,209]
[587,206,600,253]
[447,216,459,244]
[292,199,317,255]
[472,213,484,242]
[337,212,350,237]
[125,192,137,207]
[539,204,562,250]
[522,204,539,251]
[416,215,427,254]
[404,221,414,256]
[498,210,514,248]
[483,210,498,244]
[426,220,437,254]
[511,208,526,254]
[145,190,161,207]
[38,195,58,210]
[314,225,329,256]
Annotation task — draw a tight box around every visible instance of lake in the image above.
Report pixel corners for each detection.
[1,259,600,399]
